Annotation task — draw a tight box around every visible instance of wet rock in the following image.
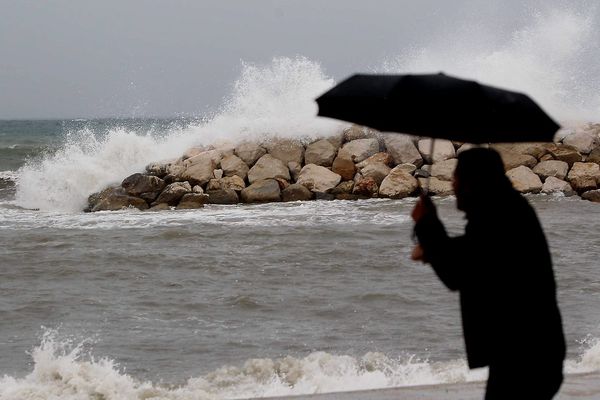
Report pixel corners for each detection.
[304,139,337,167]
[532,160,569,181]
[145,162,170,178]
[418,139,455,164]
[331,155,356,181]
[89,187,149,212]
[221,154,249,180]
[314,192,336,201]
[281,184,313,202]
[541,177,575,196]
[360,162,391,185]
[335,193,363,200]
[207,188,239,204]
[152,181,192,206]
[563,131,598,154]
[296,164,342,192]
[234,142,267,167]
[339,138,380,163]
[247,154,290,184]
[330,181,354,195]
[356,152,394,169]
[352,176,379,196]
[567,162,600,193]
[241,179,282,203]
[418,177,453,196]
[176,193,209,209]
[379,166,419,198]
[182,147,205,160]
[382,134,423,167]
[506,166,543,193]
[121,173,166,196]
[582,189,600,203]
[147,203,171,211]
[264,139,305,165]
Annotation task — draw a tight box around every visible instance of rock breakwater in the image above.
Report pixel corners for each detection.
[86,123,600,212]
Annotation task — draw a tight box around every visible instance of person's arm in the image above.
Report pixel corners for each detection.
[411,196,465,291]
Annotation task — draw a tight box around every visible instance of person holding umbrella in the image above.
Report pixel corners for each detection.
[317,73,566,399]
[411,147,565,399]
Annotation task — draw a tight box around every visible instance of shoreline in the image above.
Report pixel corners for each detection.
[248,371,600,400]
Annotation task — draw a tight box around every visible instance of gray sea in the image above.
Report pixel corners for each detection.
[1,119,599,399]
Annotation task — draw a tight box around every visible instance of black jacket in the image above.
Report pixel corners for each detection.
[415,192,566,368]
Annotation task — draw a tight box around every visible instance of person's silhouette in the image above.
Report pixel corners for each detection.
[411,147,565,399]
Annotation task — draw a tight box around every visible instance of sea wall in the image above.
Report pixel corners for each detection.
[85,123,600,212]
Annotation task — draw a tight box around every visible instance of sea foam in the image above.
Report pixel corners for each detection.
[1,330,599,400]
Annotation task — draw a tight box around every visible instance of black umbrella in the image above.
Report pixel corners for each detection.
[316,73,560,144]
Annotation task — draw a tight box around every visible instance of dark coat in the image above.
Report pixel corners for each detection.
[415,191,566,368]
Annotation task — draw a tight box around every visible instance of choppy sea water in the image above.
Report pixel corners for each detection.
[1,119,600,399]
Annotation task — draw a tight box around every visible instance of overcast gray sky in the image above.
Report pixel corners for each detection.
[0,0,597,119]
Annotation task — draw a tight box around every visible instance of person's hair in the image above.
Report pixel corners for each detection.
[455,147,514,197]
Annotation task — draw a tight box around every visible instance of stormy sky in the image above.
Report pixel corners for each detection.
[0,0,598,119]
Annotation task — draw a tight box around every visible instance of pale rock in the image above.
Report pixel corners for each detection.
[493,143,547,159]
[356,152,394,169]
[304,139,337,167]
[563,131,598,154]
[247,154,291,184]
[213,169,224,179]
[379,166,419,198]
[166,163,185,177]
[192,185,204,194]
[325,132,345,150]
[382,134,423,167]
[418,177,454,196]
[542,177,575,196]
[221,154,249,180]
[339,138,380,163]
[418,139,455,163]
[360,162,391,186]
[241,179,281,203]
[182,147,205,160]
[176,193,208,209]
[234,142,267,167]
[567,162,600,192]
[221,175,246,192]
[184,149,222,168]
[547,144,583,167]
[532,160,569,181]
[296,164,342,193]
[145,162,169,178]
[343,125,378,141]
[397,163,417,175]
[497,150,537,171]
[207,188,239,204]
[429,159,458,181]
[265,139,305,165]
[153,181,192,206]
[281,184,313,202]
[506,166,543,193]
[179,156,216,186]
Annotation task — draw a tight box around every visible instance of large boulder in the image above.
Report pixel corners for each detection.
[247,154,291,184]
[352,176,379,196]
[532,160,569,181]
[567,162,600,193]
[207,188,239,204]
[428,159,458,181]
[497,150,537,171]
[360,162,392,185]
[506,166,543,193]
[418,139,455,163]
[234,142,267,167]
[356,152,394,169]
[281,184,313,202]
[547,144,583,167]
[88,187,149,212]
[492,143,548,160]
[220,154,249,180]
[563,131,598,154]
[339,138,380,163]
[379,166,419,198]
[582,189,600,203]
[296,164,342,193]
[241,179,281,203]
[176,193,208,209]
[331,155,356,181]
[153,181,192,206]
[121,173,166,198]
[179,154,216,186]
[264,139,305,165]
[343,125,378,141]
[382,134,423,167]
[183,149,222,168]
[304,139,337,167]
[541,177,575,196]
[418,177,453,196]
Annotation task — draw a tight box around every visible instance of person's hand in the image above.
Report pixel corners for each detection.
[411,244,425,262]
[411,194,436,223]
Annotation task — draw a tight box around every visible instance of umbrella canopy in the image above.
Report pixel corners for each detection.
[316,73,560,143]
